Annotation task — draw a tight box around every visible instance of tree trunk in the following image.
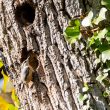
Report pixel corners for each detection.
[0,0,109,110]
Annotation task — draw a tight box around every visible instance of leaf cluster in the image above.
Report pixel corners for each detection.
[64,0,110,103]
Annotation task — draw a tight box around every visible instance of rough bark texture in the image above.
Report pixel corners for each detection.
[0,0,110,110]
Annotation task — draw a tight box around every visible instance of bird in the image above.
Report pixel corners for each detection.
[20,65,33,83]
[20,57,34,83]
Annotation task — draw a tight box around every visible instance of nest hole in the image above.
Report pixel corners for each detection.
[15,2,35,26]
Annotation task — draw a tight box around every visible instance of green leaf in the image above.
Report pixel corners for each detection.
[93,7,107,25]
[96,28,108,40]
[88,29,108,48]
[84,82,88,87]
[102,79,110,86]
[103,68,110,72]
[64,19,81,44]
[82,87,89,92]
[98,43,110,53]
[69,19,80,27]
[94,38,101,47]
[106,31,110,42]
[106,61,110,68]
[83,83,92,92]
[79,94,88,102]
[96,73,108,83]
[103,90,110,97]
[88,37,95,47]
[101,49,110,62]
[66,35,80,44]
[64,27,80,37]
[101,0,110,10]
[81,11,93,27]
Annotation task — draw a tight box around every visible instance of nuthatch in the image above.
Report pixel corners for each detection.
[20,49,40,84]
[20,57,34,83]
[20,65,33,83]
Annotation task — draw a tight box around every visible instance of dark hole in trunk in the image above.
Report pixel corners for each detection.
[15,2,35,26]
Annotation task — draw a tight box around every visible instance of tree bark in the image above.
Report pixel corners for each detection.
[0,0,109,110]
